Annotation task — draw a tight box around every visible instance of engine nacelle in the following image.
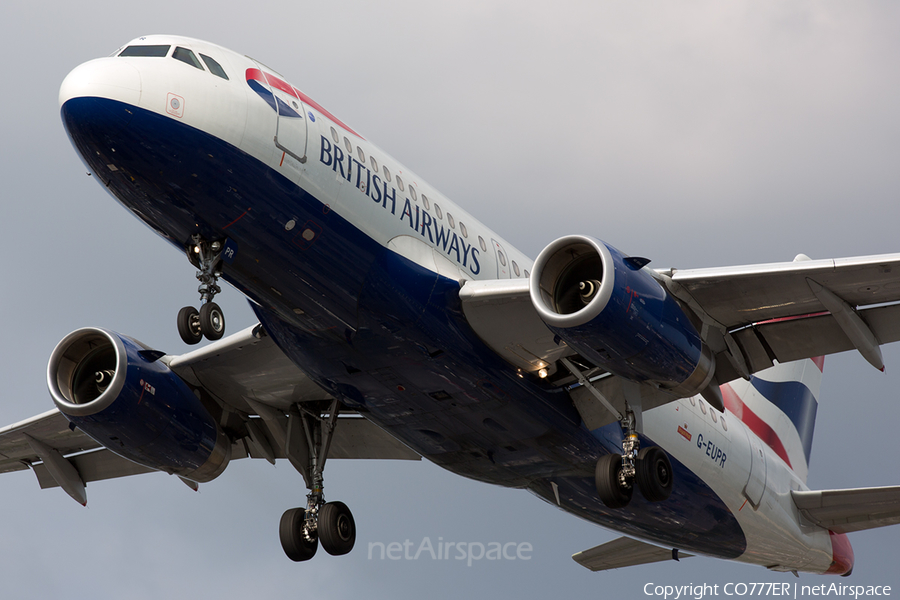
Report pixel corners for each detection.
[530,235,716,398]
[47,328,231,482]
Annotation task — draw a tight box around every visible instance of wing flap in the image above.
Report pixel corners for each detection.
[792,486,900,534]
[713,303,900,384]
[33,448,157,489]
[665,253,900,382]
[750,304,900,364]
[672,254,900,327]
[573,536,693,571]
[670,253,900,328]
[0,409,100,474]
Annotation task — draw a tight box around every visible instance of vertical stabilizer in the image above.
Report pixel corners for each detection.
[721,357,823,483]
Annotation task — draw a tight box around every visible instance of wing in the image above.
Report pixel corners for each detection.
[572,536,693,571]
[462,253,900,383]
[0,409,156,504]
[665,253,900,382]
[1,324,418,504]
[461,252,900,427]
[792,486,900,534]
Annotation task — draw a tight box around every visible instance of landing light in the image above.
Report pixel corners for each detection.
[538,368,548,379]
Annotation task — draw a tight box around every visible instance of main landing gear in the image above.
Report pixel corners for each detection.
[177,235,226,345]
[279,400,357,561]
[595,409,673,509]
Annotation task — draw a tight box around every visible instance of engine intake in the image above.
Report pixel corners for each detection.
[48,328,231,482]
[530,235,716,398]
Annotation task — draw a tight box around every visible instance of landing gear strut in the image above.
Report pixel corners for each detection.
[595,409,673,508]
[178,235,226,345]
[278,400,356,561]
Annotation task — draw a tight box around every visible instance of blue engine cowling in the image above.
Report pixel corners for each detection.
[530,235,716,397]
[47,328,231,482]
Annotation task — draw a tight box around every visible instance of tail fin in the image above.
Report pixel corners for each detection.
[721,357,823,483]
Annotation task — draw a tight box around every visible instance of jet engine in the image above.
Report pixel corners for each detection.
[529,235,717,399]
[47,328,231,482]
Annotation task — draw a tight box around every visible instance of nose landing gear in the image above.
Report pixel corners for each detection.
[177,235,227,345]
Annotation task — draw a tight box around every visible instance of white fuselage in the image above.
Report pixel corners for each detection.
[59,34,847,575]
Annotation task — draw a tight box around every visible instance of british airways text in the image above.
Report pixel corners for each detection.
[319,136,481,275]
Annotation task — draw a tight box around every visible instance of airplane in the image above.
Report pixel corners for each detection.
[1,34,899,575]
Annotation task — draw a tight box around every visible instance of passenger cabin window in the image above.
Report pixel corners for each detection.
[447,213,455,229]
[459,222,468,238]
[435,204,443,219]
[330,127,340,144]
[173,47,204,70]
[383,166,392,182]
[200,54,229,80]
[343,137,353,154]
[119,45,170,57]
[409,185,417,201]
[396,176,405,191]
[370,156,379,172]
[357,147,366,163]
[512,261,520,277]
[422,195,431,210]
[478,236,487,252]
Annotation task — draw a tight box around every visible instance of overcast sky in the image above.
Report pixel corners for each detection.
[2,1,900,598]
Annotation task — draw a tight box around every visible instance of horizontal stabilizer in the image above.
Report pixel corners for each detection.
[572,536,693,572]
[792,486,900,533]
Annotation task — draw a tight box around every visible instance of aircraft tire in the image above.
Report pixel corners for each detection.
[595,454,632,509]
[319,501,356,556]
[636,446,673,502]
[280,507,318,562]
[177,306,203,345]
[199,302,225,340]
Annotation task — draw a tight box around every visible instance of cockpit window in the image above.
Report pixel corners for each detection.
[199,54,229,80]
[173,47,204,70]
[119,45,170,58]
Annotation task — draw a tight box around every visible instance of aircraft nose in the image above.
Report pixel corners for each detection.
[59,57,141,108]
